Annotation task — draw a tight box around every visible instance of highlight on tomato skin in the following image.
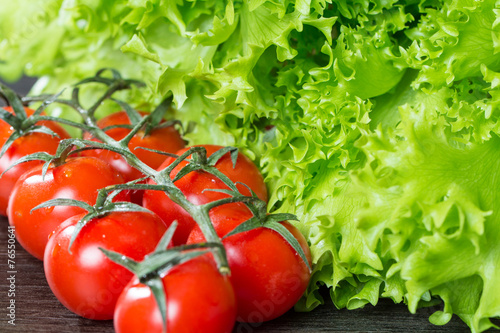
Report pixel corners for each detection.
[81,110,186,194]
[80,110,186,205]
[187,203,312,323]
[0,106,71,216]
[143,144,269,245]
[43,210,168,320]
[7,156,130,260]
[113,256,237,333]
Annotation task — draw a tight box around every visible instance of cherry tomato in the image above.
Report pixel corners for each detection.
[81,111,185,203]
[187,204,311,323]
[44,211,167,320]
[114,256,236,333]
[7,156,129,260]
[0,106,70,215]
[142,145,268,245]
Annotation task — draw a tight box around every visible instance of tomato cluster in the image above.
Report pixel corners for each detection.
[0,83,312,333]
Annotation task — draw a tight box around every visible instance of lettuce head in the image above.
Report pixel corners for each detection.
[1,0,500,331]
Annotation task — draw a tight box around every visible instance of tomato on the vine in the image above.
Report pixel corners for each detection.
[8,156,129,260]
[0,106,70,215]
[44,210,168,320]
[143,145,268,245]
[81,111,185,202]
[114,256,236,333]
[187,203,312,323]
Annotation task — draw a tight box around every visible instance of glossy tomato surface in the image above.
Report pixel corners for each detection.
[187,204,312,323]
[114,256,236,333]
[44,211,167,320]
[143,145,268,245]
[82,111,185,182]
[0,106,70,215]
[7,156,129,260]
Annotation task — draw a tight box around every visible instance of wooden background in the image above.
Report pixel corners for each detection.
[0,77,485,332]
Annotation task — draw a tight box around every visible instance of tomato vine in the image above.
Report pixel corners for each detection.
[2,69,312,330]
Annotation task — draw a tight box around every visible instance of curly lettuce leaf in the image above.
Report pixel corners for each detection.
[2,1,500,332]
[407,0,500,89]
[354,90,500,332]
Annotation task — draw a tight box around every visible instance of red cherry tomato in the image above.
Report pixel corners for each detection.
[0,106,70,215]
[81,111,185,203]
[142,145,268,245]
[114,256,236,333]
[187,204,311,323]
[44,211,167,320]
[7,156,129,260]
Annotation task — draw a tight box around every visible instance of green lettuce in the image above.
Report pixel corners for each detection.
[1,0,500,331]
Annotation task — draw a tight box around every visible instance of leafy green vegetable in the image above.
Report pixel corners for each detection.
[1,0,500,331]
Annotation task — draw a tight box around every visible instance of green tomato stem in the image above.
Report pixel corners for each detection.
[74,85,230,273]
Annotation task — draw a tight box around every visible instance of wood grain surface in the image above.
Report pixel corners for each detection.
[0,215,478,333]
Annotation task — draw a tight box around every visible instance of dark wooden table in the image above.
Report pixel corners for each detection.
[0,216,477,333]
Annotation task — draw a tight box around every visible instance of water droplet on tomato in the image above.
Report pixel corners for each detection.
[43,206,55,214]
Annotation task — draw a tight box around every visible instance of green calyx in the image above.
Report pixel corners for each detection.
[100,222,224,333]
[0,138,84,179]
[204,186,312,273]
[165,146,240,189]
[0,84,67,159]
[109,96,182,138]
[31,185,152,253]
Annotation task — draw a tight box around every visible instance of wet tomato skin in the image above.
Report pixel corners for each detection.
[143,145,268,245]
[114,256,237,333]
[187,204,311,323]
[44,211,167,320]
[7,156,129,260]
[81,111,185,203]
